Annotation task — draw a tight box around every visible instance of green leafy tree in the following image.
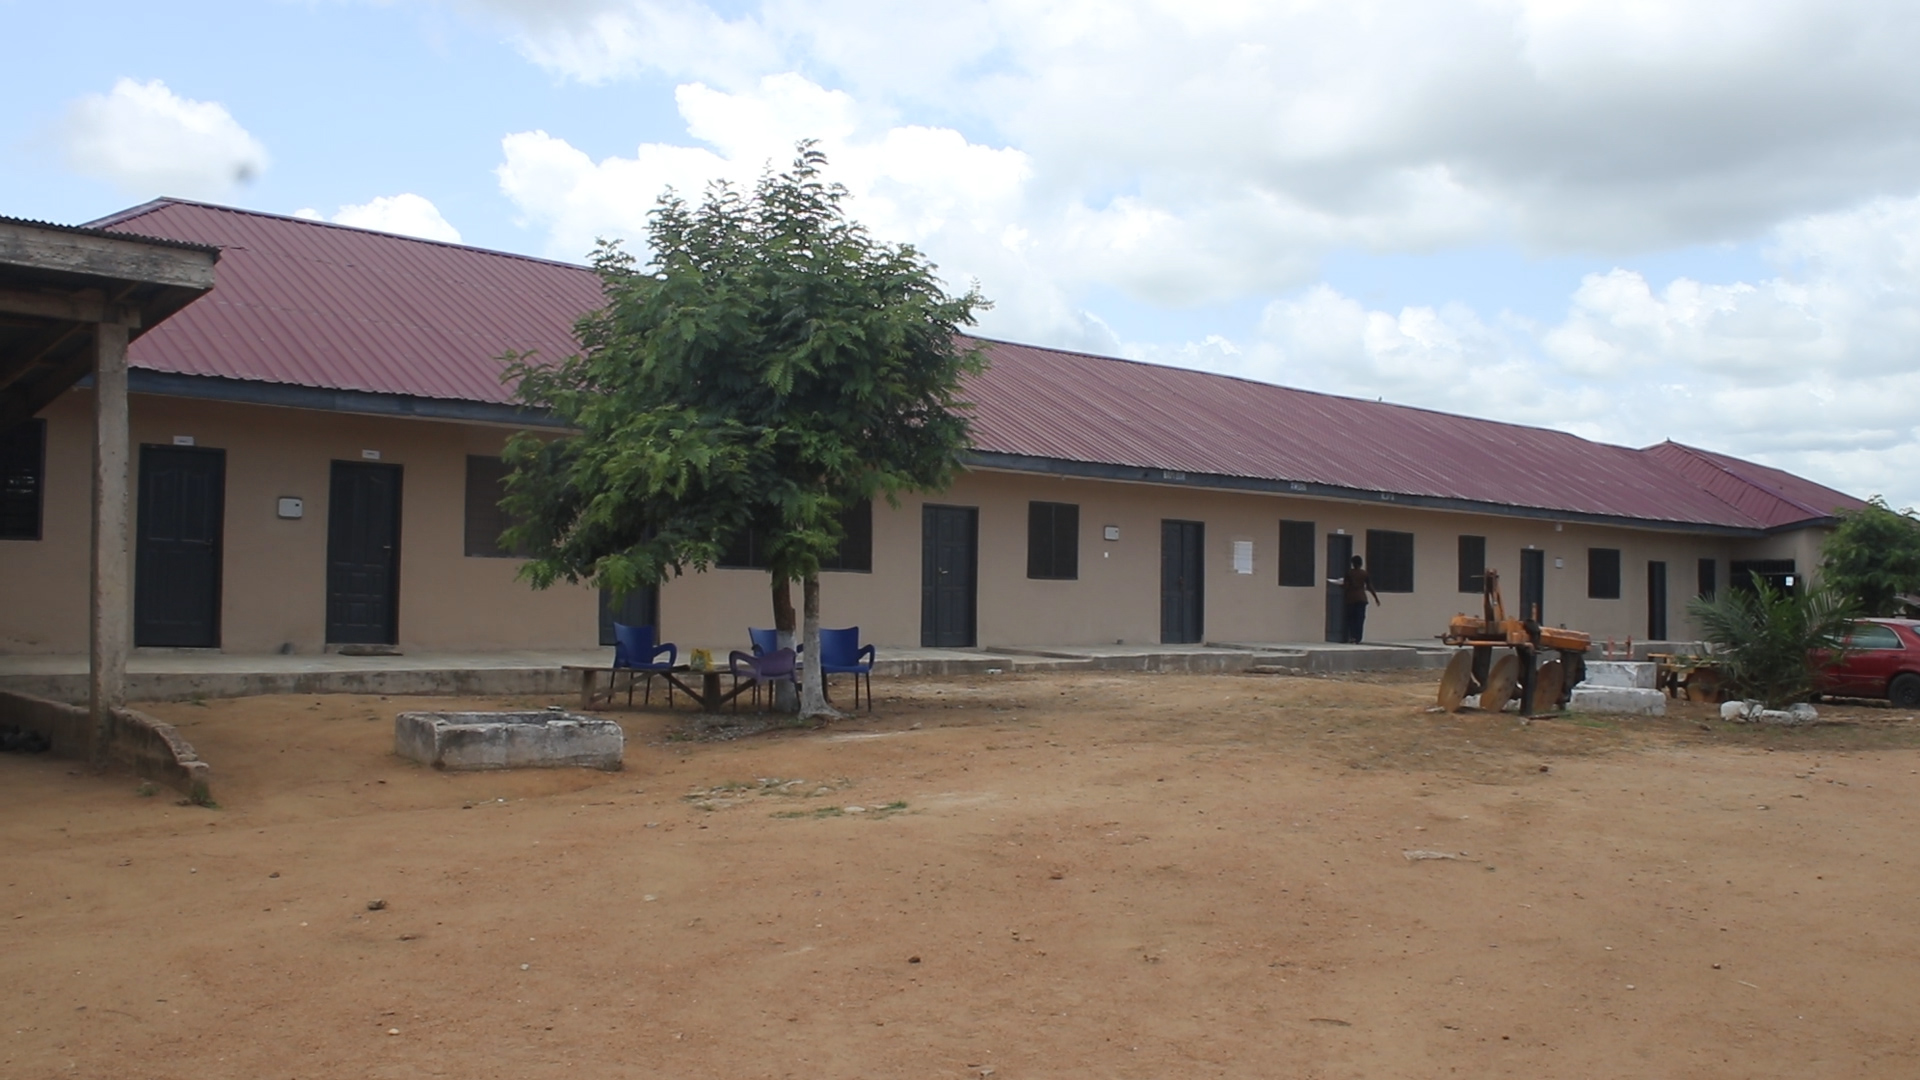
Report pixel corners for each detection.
[1688,574,1856,709]
[1821,496,1920,616]
[499,144,987,717]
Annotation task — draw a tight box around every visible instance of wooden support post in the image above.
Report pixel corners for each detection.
[89,320,130,766]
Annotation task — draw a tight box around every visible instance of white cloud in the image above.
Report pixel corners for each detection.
[293,194,463,242]
[463,0,1920,258]
[1151,195,1920,510]
[457,0,779,85]
[495,74,1118,346]
[59,78,269,199]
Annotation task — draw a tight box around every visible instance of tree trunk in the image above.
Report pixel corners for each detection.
[771,576,798,712]
[798,573,841,720]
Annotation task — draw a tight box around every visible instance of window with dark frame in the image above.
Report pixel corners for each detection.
[822,500,873,573]
[1027,501,1079,580]
[0,420,45,541]
[719,500,873,572]
[1457,535,1486,593]
[1698,557,1717,599]
[1278,519,1315,587]
[1588,547,1622,599]
[1730,558,1796,595]
[463,455,527,557]
[1366,529,1415,593]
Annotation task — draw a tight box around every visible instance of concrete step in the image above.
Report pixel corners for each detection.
[1582,661,1657,690]
[1569,686,1667,716]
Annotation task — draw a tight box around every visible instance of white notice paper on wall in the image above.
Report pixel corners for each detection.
[1232,540,1253,575]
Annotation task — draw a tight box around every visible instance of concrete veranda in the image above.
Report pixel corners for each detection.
[0,638,1456,704]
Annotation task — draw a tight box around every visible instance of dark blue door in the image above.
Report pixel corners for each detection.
[1161,519,1205,644]
[326,461,403,645]
[1520,548,1545,623]
[135,445,225,648]
[1648,560,1668,640]
[1325,532,1353,642]
[921,505,977,647]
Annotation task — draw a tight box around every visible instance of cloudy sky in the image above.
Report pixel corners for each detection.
[4,0,1918,510]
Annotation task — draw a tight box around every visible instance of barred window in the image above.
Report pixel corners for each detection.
[0,420,45,541]
[463,455,527,557]
[1278,520,1315,587]
[1588,548,1622,599]
[1027,501,1079,580]
[1366,529,1415,593]
[1457,535,1486,593]
[721,500,873,572]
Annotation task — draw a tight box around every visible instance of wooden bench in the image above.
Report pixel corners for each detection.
[559,664,748,712]
[560,664,636,709]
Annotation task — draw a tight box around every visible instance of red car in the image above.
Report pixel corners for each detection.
[1816,619,1920,707]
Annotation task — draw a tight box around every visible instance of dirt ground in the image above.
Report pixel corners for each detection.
[5,670,1920,1079]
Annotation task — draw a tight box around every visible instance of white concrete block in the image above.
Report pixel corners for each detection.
[395,710,624,771]
[1569,686,1666,716]
[1582,661,1657,690]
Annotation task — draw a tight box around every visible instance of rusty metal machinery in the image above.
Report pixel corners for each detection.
[1438,569,1590,716]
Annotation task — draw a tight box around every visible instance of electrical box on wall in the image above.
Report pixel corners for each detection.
[277,497,304,519]
[1103,525,1120,541]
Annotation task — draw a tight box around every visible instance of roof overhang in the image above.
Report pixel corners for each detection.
[0,217,218,428]
[102,366,1835,539]
[125,370,565,429]
[962,450,1779,538]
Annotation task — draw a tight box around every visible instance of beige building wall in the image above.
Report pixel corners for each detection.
[1,391,602,655]
[661,469,1812,650]
[0,393,1839,657]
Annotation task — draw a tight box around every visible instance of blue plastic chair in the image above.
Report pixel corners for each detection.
[612,623,677,707]
[818,626,876,711]
[729,647,796,712]
[748,627,781,657]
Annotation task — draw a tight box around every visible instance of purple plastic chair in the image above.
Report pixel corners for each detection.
[729,647,796,712]
[613,623,677,706]
[750,627,802,661]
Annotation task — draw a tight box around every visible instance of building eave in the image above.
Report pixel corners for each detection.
[961,450,1773,538]
[122,370,565,429]
[98,377,1837,539]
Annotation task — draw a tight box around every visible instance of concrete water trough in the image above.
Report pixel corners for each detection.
[394,710,624,771]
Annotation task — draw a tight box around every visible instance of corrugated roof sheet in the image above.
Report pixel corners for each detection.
[92,199,1862,532]
[1641,441,1865,530]
[92,199,600,404]
[962,338,1865,528]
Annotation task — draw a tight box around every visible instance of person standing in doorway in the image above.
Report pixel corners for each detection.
[1331,555,1381,643]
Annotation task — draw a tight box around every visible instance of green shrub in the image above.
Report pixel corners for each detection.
[1689,573,1856,709]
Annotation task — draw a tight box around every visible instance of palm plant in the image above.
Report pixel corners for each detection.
[1688,573,1857,709]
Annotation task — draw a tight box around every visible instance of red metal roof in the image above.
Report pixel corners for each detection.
[92,199,1861,532]
[92,199,601,404]
[961,338,1834,528]
[1641,441,1865,529]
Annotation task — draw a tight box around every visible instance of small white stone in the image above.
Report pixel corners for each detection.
[520,963,530,971]
[387,1028,400,1036]
[845,806,868,813]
